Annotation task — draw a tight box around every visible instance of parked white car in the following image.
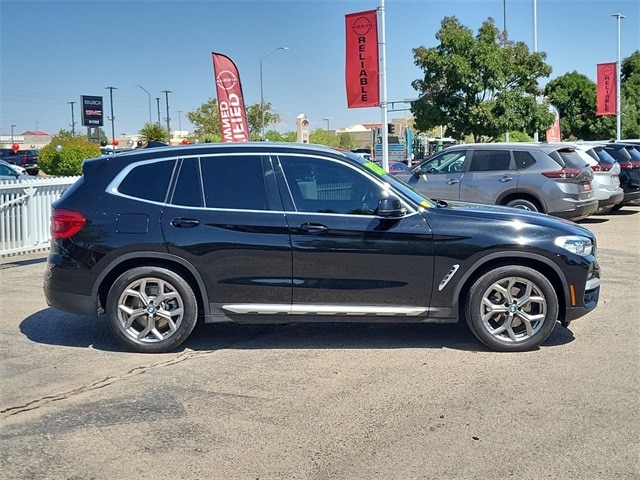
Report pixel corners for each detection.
[574,144,624,214]
[0,160,30,181]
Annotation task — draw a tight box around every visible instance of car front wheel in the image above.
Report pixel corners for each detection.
[106,267,198,353]
[465,266,559,352]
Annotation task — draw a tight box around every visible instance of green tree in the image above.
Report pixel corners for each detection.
[621,50,640,138]
[185,98,281,142]
[39,135,101,176]
[411,16,554,142]
[544,71,603,140]
[246,102,281,140]
[139,122,169,144]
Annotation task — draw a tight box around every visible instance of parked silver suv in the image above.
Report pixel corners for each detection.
[398,143,598,221]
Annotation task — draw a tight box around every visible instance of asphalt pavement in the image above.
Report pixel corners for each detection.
[1,207,638,479]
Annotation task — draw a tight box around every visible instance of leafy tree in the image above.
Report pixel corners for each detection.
[544,51,640,140]
[39,135,101,176]
[139,122,169,143]
[185,97,281,142]
[411,16,554,142]
[544,71,603,140]
[246,102,281,140]
[621,50,640,138]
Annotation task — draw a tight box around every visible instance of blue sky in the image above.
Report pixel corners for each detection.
[1,0,638,139]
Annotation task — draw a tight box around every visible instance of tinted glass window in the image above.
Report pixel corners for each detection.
[469,150,510,171]
[171,157,204,207]
[593,148,617,165]
[555,150,590,168]
[201,154,268,210]
[603,146,631,162]
[420,150,466,174]
[280,155,381,215]
[0,164,16,176]
[513,151,537,170]
[118,159,175,202]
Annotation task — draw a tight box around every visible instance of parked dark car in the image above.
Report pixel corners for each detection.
[44,143,600,353]
[597,143,640,209]
[394,143,598,221]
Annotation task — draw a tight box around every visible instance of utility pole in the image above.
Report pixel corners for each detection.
[155,97,161,125]
[67,101,76,136]
[162,90,172,142]
[105,86,117,143]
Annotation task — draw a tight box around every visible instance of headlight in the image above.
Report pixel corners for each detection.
[554,235,593,256]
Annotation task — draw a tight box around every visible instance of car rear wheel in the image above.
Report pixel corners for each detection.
[465,266,558,352]
[106,267,198,353]
[505,198,541,212]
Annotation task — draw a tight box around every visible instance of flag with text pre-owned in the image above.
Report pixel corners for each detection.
[596,62,617,116]
[345,10,379,108]
[212,52,250,142]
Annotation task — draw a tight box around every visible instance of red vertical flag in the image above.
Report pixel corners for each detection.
[596,62,617,116]
[212,52,250,142]
[546,105,561,142]
[345,10,379,108]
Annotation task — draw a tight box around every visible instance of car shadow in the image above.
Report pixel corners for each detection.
[19,308,575,353]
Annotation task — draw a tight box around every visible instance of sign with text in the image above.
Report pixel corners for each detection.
[345,10,379,108]
[81,95,104,127]
[212,52,250,142]
[596,62,617,116]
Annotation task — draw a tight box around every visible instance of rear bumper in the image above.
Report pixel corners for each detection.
[552,199,599,221]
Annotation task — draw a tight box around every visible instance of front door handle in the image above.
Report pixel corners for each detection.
[171,218,201,228]
[447,179,460,185]
[299,223,328,234]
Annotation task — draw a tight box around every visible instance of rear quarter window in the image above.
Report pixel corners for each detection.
[117,159,175,203]
[513,150,537,170]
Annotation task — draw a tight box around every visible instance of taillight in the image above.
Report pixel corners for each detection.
[51,209,86,239]
[591,163,612,172]
[618,161,633,170]
[542,168,581,179]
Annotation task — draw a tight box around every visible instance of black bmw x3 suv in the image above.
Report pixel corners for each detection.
[44,143,600,353]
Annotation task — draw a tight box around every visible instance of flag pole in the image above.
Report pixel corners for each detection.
[379,0,389,172]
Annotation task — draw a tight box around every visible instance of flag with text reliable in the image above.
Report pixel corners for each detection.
[345,10,379,108]
[596,62,617,116]
[212,52,250,142]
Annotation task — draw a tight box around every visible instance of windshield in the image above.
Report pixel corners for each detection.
[341,151,436,208]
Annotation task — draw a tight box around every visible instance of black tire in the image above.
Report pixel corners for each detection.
[464,266,558,352]
[106,267,198,353]
[505,198,541,212]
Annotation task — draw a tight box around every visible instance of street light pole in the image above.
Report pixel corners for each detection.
[260,46,289,140]
[612,13,625,141]
[162,90,172,142]
[323,118,330,134]
[137,85,152,124]
[68,101,76,136]
[11,124,16,143]
[105,86,117,144]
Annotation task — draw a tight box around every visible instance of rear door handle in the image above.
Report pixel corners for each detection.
[500,176,514,182]
[299,223,328,234]
[171,218,201,228]
[447,179,460,185]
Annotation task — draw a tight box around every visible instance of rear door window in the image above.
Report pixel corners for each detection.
[468,150,511,171]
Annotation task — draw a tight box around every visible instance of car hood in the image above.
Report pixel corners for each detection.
[426,200,593,237]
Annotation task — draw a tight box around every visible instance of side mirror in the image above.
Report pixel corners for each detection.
[376,195,406,218]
